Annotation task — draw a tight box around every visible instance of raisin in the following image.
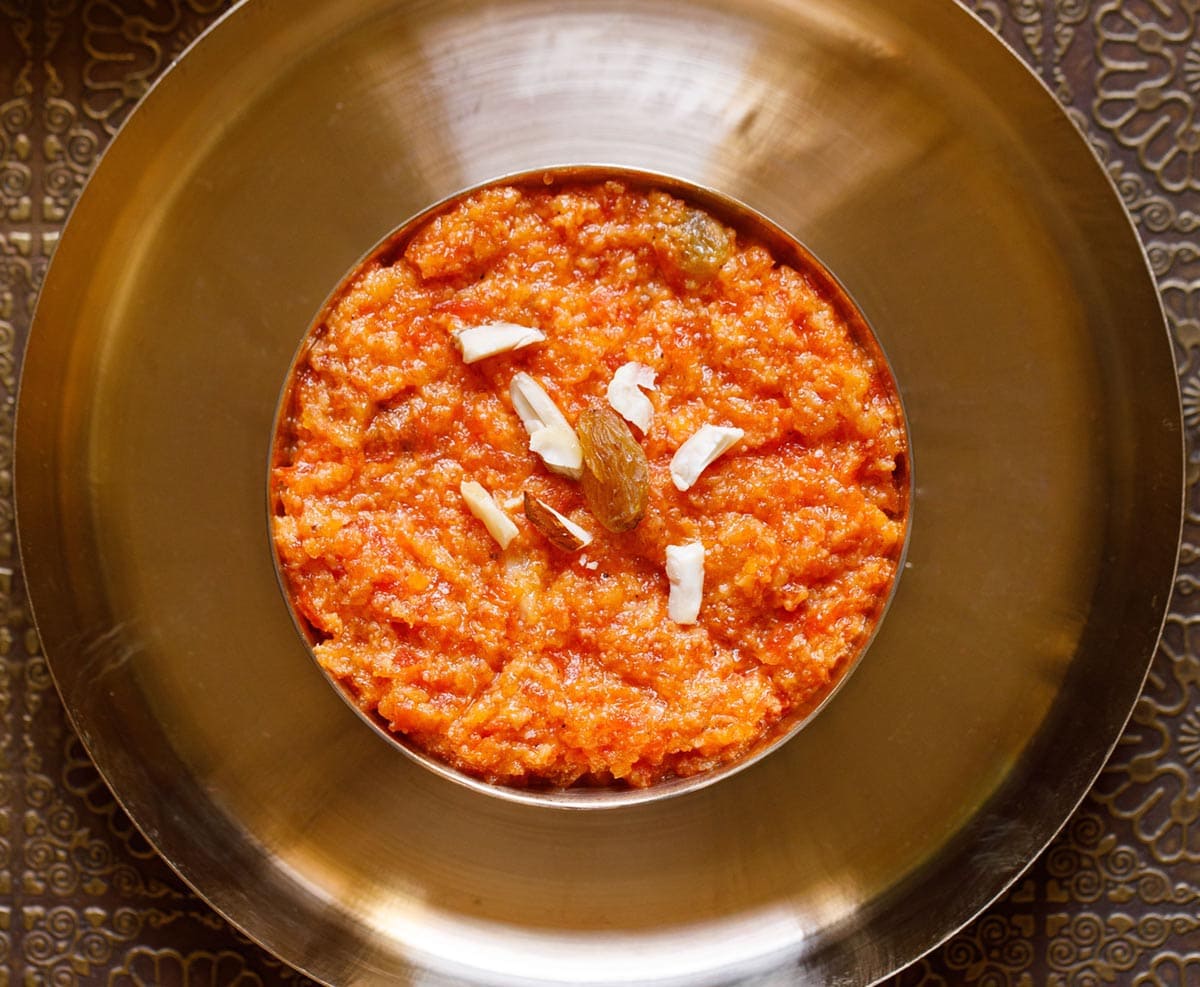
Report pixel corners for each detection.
[577,406,649,532]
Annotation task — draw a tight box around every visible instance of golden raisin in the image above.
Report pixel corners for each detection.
[663,209,733,280]
[577,405,649,532]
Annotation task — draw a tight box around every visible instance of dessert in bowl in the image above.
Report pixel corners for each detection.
[269,168,909,805]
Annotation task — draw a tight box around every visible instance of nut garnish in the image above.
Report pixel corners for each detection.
[577,406,650,533]
[529,425,584,480]
[511,373,583,479]
[523,492,593,551]
[460,479,519,549]
[670,424,745,491]
[666,542,705,624]
[606,361,657,434]
[453,322,545,363]
[511,372,571,432]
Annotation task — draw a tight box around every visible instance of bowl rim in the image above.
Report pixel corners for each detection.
[264,162,915,810]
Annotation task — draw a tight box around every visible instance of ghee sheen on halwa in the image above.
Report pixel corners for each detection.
[271,180,908,789]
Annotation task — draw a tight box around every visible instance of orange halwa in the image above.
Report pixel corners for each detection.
[271,180,908,788]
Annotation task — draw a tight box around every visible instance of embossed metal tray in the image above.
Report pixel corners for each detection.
[14,1,1182,984]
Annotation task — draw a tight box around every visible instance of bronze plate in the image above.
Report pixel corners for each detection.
[14,1,1182,984]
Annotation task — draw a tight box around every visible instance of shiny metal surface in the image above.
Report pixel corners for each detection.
[14,0,1181,984]
[273,164,913,810]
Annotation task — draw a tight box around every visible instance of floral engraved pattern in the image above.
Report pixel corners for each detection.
[2,1,1200,985]
[0,37,29,987]
[0,21,22,987]
[940,914,1037,985]
[1046,913,1200,985]
[0,98,31,225]
[61,736,156,861]
[1045,812,1199,909]
[1089,614,1200,864]
[1011,0,1047,64]
[109,948,266,987]
[81,0,233,135]
[43,98,99,225]
[20,905,145,985]
[1095,2,1200,193]
[0,5,31,233]
[1132,952,1200,985]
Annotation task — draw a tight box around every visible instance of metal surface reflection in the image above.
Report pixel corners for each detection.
[15,0,1181,985]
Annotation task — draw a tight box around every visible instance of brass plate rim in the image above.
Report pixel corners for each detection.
[14,0,1185,984]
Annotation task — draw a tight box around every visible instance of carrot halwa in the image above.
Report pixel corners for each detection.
[271,179,908,789]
